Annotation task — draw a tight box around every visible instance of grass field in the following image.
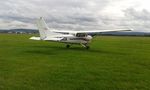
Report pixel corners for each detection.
[0,34,150,90]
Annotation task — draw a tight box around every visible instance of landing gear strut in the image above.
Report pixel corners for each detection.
[86,46,90,49]
[81,43,90,49]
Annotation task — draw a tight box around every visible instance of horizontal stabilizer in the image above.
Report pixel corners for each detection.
[30,37,41,40]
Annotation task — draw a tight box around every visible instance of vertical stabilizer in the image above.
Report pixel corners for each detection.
[36,17,49,40]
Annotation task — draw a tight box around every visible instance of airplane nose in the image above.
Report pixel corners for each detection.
[87,36,93,40]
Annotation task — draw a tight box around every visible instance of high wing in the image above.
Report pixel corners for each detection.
[53,28,133,34]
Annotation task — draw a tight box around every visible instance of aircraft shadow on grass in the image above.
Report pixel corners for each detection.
[24,45,126,56]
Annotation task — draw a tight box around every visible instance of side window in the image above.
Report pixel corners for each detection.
[76,33,87,37]
[62,37,67,41]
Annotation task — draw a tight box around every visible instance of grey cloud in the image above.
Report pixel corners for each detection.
[124,8,150,21]
[0,0,149,31]
[122,8,150,31]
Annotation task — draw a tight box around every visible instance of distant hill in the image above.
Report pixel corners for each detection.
[0,29,38,34]
[100,31,150,36]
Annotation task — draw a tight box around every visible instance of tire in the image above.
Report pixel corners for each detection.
[66,45,70,48]
[86,46,90,49]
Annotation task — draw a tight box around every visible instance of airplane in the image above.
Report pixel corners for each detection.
[30,17,132,49]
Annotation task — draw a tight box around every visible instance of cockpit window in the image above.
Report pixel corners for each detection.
[76,33,87,37]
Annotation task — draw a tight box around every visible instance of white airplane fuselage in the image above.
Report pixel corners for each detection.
[56,34,92,44]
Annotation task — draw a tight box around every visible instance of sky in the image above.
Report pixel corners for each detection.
[0,0,150,32]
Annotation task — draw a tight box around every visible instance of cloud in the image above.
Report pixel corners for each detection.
[0,19,34,29]
[0,0,150,32]
[123,8,150,31]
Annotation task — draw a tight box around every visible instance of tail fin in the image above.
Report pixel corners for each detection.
[36,17,49,40]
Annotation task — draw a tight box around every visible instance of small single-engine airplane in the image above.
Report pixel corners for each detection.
[30,17,132,49]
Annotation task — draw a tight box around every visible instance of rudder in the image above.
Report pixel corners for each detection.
[36,17,49,40]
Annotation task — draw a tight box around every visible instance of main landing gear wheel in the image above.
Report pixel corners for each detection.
[66,45,70,48]
[86,46,90,49]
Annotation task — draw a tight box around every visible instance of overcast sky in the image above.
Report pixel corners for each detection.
[0,0,150,32]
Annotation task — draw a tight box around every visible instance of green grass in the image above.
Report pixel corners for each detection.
[0,34,150,90]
